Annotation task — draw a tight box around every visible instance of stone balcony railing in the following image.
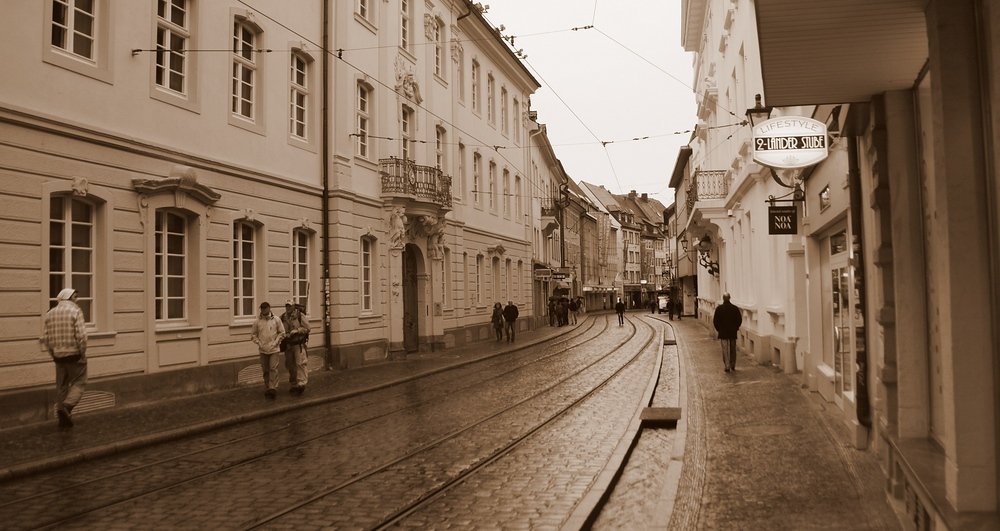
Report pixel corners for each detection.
[379,157,452,209]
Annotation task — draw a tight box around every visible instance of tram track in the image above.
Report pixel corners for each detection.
[246,317,657,530]
[4,315,640,530]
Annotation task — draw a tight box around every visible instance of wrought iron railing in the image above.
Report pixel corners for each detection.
[379,157,453,208]
[540,198,559,217]
[687,169,728,209]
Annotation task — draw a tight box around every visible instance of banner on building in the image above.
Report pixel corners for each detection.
[768,205,798,234]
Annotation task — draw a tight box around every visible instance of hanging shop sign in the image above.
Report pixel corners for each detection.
[768,205,798,235]
[533,268,552,281]
[751,117,829,169]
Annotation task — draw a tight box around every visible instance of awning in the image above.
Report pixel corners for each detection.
[754,0,927,106]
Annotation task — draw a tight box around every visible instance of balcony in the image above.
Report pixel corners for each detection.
[539,198,559,233]
[686,169,729,211]
[379,157,453,211]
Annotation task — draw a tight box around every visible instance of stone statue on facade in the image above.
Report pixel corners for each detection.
[389,207,407,249]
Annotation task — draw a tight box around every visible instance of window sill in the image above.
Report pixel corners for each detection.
[229,319,256,330]
[150,86,201,114]
[354,12,377,35]
[354,156,378,172]
[358,313,383,325]
[88,330,117,348]
[155,324,204,340]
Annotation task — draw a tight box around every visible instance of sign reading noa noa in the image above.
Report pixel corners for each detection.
[751,117,829,169]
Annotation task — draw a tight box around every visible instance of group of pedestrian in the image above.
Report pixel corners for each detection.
[491,301,520,343]
[547,296,583,327]
[251,300,311,399]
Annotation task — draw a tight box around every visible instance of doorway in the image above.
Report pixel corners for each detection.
[403,244,420,352]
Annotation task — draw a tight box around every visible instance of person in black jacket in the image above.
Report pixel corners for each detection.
[502,301,519,343]
[491,302,504,342]
[615,298,626,326]
[713,293,743,372]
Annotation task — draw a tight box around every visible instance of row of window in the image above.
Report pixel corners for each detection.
[48,1,314,143]
[48,195,311,325]
[51,194,525,326]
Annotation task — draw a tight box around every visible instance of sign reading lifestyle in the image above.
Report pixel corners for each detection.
[751,116,829,169]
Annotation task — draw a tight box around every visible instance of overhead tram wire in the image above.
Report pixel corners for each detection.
[593,26,744,121]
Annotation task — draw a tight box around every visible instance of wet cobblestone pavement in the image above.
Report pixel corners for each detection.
[0,313,902,529]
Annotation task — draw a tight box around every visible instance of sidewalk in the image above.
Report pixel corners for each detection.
[667,319,900,530]
[0,318,585,482]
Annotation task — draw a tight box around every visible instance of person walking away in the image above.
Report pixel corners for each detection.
[547,298,557,327]
[650,299,657,314]
[491,302,504,342]
[251,302,285,398]
[503,301,519,343]
[568,298,578,324]
[40,288,88,429]
[713,293,743,372]
[668,295,676,320]
[615,298,626,327]
[280,301,310,395]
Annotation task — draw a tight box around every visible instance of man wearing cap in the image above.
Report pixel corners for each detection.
[40,288,88,428]
[251,302,285,399]
[713,293,743,373]
[280,300,310,395]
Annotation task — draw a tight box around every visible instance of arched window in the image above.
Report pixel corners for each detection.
[292,228,311,308]
[155,210,188,321]
[232,220,258,317]
[48,195,96,323]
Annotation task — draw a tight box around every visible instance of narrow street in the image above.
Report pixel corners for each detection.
[0,313,899,529]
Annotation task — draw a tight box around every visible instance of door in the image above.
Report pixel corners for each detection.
[403,245,419,352]
[828,229,855,406]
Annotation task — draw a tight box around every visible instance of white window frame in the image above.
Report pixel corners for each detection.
[292,228,310,309]
[361,237,374,313]
[476,254,484,305]
[232,220,256,318]
[457,48,465,102]
[456,142,465,201]
[432,17,444,79]
[471,60,481,113]
[513,98,521,144]
[501,86,508,135]
[43,0,112,82]
[505,258,512,302]
[487,74,495,124]
[229,15,264,134]
[400,0,411,52]
[473,152,482,207]
[435,126,446,170]
[289,51,309,141]
[401,104,414,160]
[489,161,496,210]
[503,168,510,217]
[515,175,522,219]
[443,248,452,308]
[48,195,96,324]
[155,209,187,321]
[155,0,189,96]
[356,82,372,159]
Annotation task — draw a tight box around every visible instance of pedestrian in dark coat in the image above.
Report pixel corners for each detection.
[713,293,743,372]
[502,301,519,342]
[548,298,557,327]
[491,302,504,342]
[568,298,578,324]
[615,298,626,326]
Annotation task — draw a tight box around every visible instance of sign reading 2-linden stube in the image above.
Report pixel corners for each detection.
[752,117,829,169]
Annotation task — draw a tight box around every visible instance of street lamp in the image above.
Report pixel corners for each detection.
[744,93,773,127]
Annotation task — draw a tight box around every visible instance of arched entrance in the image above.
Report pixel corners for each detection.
[402,243,423,352]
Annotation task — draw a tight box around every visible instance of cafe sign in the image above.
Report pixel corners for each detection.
[751,117,828,169]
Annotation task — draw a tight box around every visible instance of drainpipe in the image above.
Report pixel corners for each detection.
[321,0,333,369]
[847,135,871,428]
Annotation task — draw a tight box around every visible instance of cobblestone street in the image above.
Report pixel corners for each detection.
[0,313,904,529]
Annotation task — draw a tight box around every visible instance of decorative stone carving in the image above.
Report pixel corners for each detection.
[71,177,89,197]
[131,165,221,206]
[298,218,311,231]
[424,13,436,41]
[423,215,448,260]
[451,37,463,62]
[394,55,423,104]
[487,242,506,257]
[388,207,407,249]
[241,208,256,223]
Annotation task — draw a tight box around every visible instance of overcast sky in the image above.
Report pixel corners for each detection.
[482,0,697,206]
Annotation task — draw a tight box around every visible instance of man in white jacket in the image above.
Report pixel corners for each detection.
[251,302,285,399]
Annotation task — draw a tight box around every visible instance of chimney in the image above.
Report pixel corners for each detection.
[641,193,648,201]
[629,190,637,198]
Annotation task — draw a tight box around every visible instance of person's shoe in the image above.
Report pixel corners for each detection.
[724,368,730,373]
[289,386,298,394]
[265,389,277,399]
[291,386,304,395]
[57,409,73,428]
